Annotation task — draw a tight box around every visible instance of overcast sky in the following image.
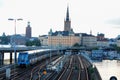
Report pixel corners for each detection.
[0,0,120,38]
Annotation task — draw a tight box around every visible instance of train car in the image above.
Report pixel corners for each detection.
[17,49,57,67]
[18,52,30,67]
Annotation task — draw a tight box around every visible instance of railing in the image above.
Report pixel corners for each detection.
[0,46,50,52]
[94,66,102,80]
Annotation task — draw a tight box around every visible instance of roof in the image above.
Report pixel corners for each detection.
[80,33,95,37]
[51,31,71,36]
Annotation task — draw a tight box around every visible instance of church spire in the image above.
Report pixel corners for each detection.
[90,30,92,35]
[64,6,71,31]
[66,6,70,21]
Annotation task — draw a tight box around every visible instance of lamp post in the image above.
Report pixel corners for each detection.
[58,32,61,55]
[8,18,23,35]
[8,18,23,64]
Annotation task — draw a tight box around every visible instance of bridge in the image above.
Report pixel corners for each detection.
[0,46,50,65]
[0,46,95,66]
[0,46,84,66]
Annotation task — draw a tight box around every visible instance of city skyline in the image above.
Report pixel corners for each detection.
[0,0,120,38]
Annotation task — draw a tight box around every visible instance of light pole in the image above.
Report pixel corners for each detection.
[8,18,23,35]
[58,32,61,55]
[8,18,23,64]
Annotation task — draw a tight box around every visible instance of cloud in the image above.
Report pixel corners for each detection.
[105,18,120,25]
[0,0,3,7]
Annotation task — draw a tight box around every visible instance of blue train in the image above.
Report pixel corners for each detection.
[17,49,57,67]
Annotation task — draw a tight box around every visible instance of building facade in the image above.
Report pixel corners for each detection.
[39,35,48,46]
[47,7,100,48]
[10,34,26,45]
[48,30,81,48]
[81,34,97,48]
[96,33,109,48]
[97,39,109,48]
[116,39,120,47]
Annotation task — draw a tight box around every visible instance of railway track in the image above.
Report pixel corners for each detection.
[0,55,60,80]
[22,56,60,80]
[11,58,49,80]
[0,54,93,80]
[57,55,81,80]
[68,55,81,80]
[41,56,65,80]
[57,55,73,80]
[39,55,72,80]
[30,55,64,80]
[56,54,90,80]
[44,54,95,80]
[0,65,29,79]
[79,55,89,80]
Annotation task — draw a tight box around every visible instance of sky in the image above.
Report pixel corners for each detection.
[0,0,120,38]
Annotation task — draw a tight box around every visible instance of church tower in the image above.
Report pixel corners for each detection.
[64,6,71,32]
[26,21,32,38]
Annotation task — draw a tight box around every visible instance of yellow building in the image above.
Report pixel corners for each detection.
[48,30,81,48]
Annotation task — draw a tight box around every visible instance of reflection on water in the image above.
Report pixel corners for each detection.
[94,60,120,80]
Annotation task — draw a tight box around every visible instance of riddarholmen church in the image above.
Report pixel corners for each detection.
[48,6,97,48]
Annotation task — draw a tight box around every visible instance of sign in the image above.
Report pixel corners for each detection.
[6,68,11,79]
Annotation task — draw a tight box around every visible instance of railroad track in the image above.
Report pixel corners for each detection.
[0,54,92,80]
[57,55,73,80]
[43,55,72,80]
[11,58,48,80]
[43,71,57,80]
[41,56,65,80]
[68,55,81,80]
[32,54,93,80]
[0,66,28,80]
[79,55,89,80]
[56,54,90,80]
[0,55,60,80]
[24,56,60,80]
[30,55,62,80]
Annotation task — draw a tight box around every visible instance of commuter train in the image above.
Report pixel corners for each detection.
[17,49,58,67]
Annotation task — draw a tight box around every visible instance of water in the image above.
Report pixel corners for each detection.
[4,53,16,64]
[94,60,120,80]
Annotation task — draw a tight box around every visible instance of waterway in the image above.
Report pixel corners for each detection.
[94,60,120,80]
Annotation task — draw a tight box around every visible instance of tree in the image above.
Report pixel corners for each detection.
[115,46,120,53]
[73,43,80,47]
[0,36,10,44]
[26,39,41,46]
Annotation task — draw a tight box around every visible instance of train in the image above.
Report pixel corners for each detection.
[47,56,64,71]
[17,49,58,67]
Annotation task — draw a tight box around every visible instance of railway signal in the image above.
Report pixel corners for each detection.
[43,70,47,75]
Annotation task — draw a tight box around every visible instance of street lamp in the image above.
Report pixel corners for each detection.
[8,18,23,64]
[8,18,23,35]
